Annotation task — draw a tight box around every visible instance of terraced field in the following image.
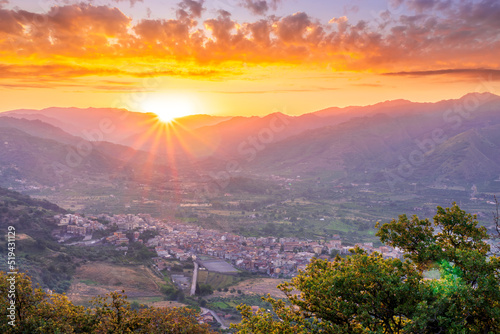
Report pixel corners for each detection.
[209,277,289,299]
[197,270,241,290]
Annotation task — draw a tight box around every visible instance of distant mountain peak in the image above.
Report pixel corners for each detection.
[374,98,412,106]
[459,92,500,101]
[263,111,291,119]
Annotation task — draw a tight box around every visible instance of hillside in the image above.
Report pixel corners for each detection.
[5,94,499,188]
[0,117,178,188]
[0,127,125,185]
[238,93,500,188]
[3,107,231,145]
[0,186,168,296]
[0,186,71,291]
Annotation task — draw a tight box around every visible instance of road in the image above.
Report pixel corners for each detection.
[190,262,199,296]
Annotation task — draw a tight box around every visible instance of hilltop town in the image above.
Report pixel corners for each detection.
[54,212,403,277]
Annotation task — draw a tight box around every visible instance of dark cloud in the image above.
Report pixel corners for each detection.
[177,0,205,19]
[390,0,453,13]
[241,0,281,15]
[246,19,272,46]
[407,0,440,12]
[204,10,237,44]
[455,0,500,29]
[276,12,312,43]
[134,18,190,43]
[242,0,268,15]
[112,0,144,7]
[0,8,23,35]
[383,68,500,79]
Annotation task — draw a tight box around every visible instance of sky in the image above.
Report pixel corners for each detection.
[0,0,499,116]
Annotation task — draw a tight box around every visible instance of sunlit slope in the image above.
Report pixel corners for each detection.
[241,94,500,186]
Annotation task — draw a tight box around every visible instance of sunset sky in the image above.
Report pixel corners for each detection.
[0,0,499,116]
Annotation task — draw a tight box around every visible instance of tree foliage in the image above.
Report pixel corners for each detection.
[0,272,214,333]
[233,203,500,333]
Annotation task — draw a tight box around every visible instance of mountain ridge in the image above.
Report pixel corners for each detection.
[2,92,499,195]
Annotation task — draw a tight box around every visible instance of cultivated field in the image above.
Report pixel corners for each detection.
[197,270,241,290]
[67,262,164,306]
[209,277,290,299]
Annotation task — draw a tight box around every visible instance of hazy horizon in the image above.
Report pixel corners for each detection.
[1,91,497,118]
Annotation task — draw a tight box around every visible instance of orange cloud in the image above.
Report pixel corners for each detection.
[0,0,499,89]
[0,63,227,81]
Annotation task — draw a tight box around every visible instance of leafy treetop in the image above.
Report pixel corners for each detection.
[0,271,214,334]
[233,203,500,334]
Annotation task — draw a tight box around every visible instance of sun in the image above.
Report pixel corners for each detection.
[141,95,196,123]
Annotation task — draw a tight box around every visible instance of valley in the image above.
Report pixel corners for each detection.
[1,93,500,331]
[1,0,499,330]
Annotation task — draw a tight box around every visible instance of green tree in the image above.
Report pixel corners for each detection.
[377,203,500,333]
[329,249,339,258]
[233,203,500,333]
[0,272,214,333]
[136,307,212,334]
[196,283,213,296]
[91,290,141,333]
[0,272,93,333]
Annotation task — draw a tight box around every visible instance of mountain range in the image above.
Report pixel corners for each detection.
[1,92,500,198]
